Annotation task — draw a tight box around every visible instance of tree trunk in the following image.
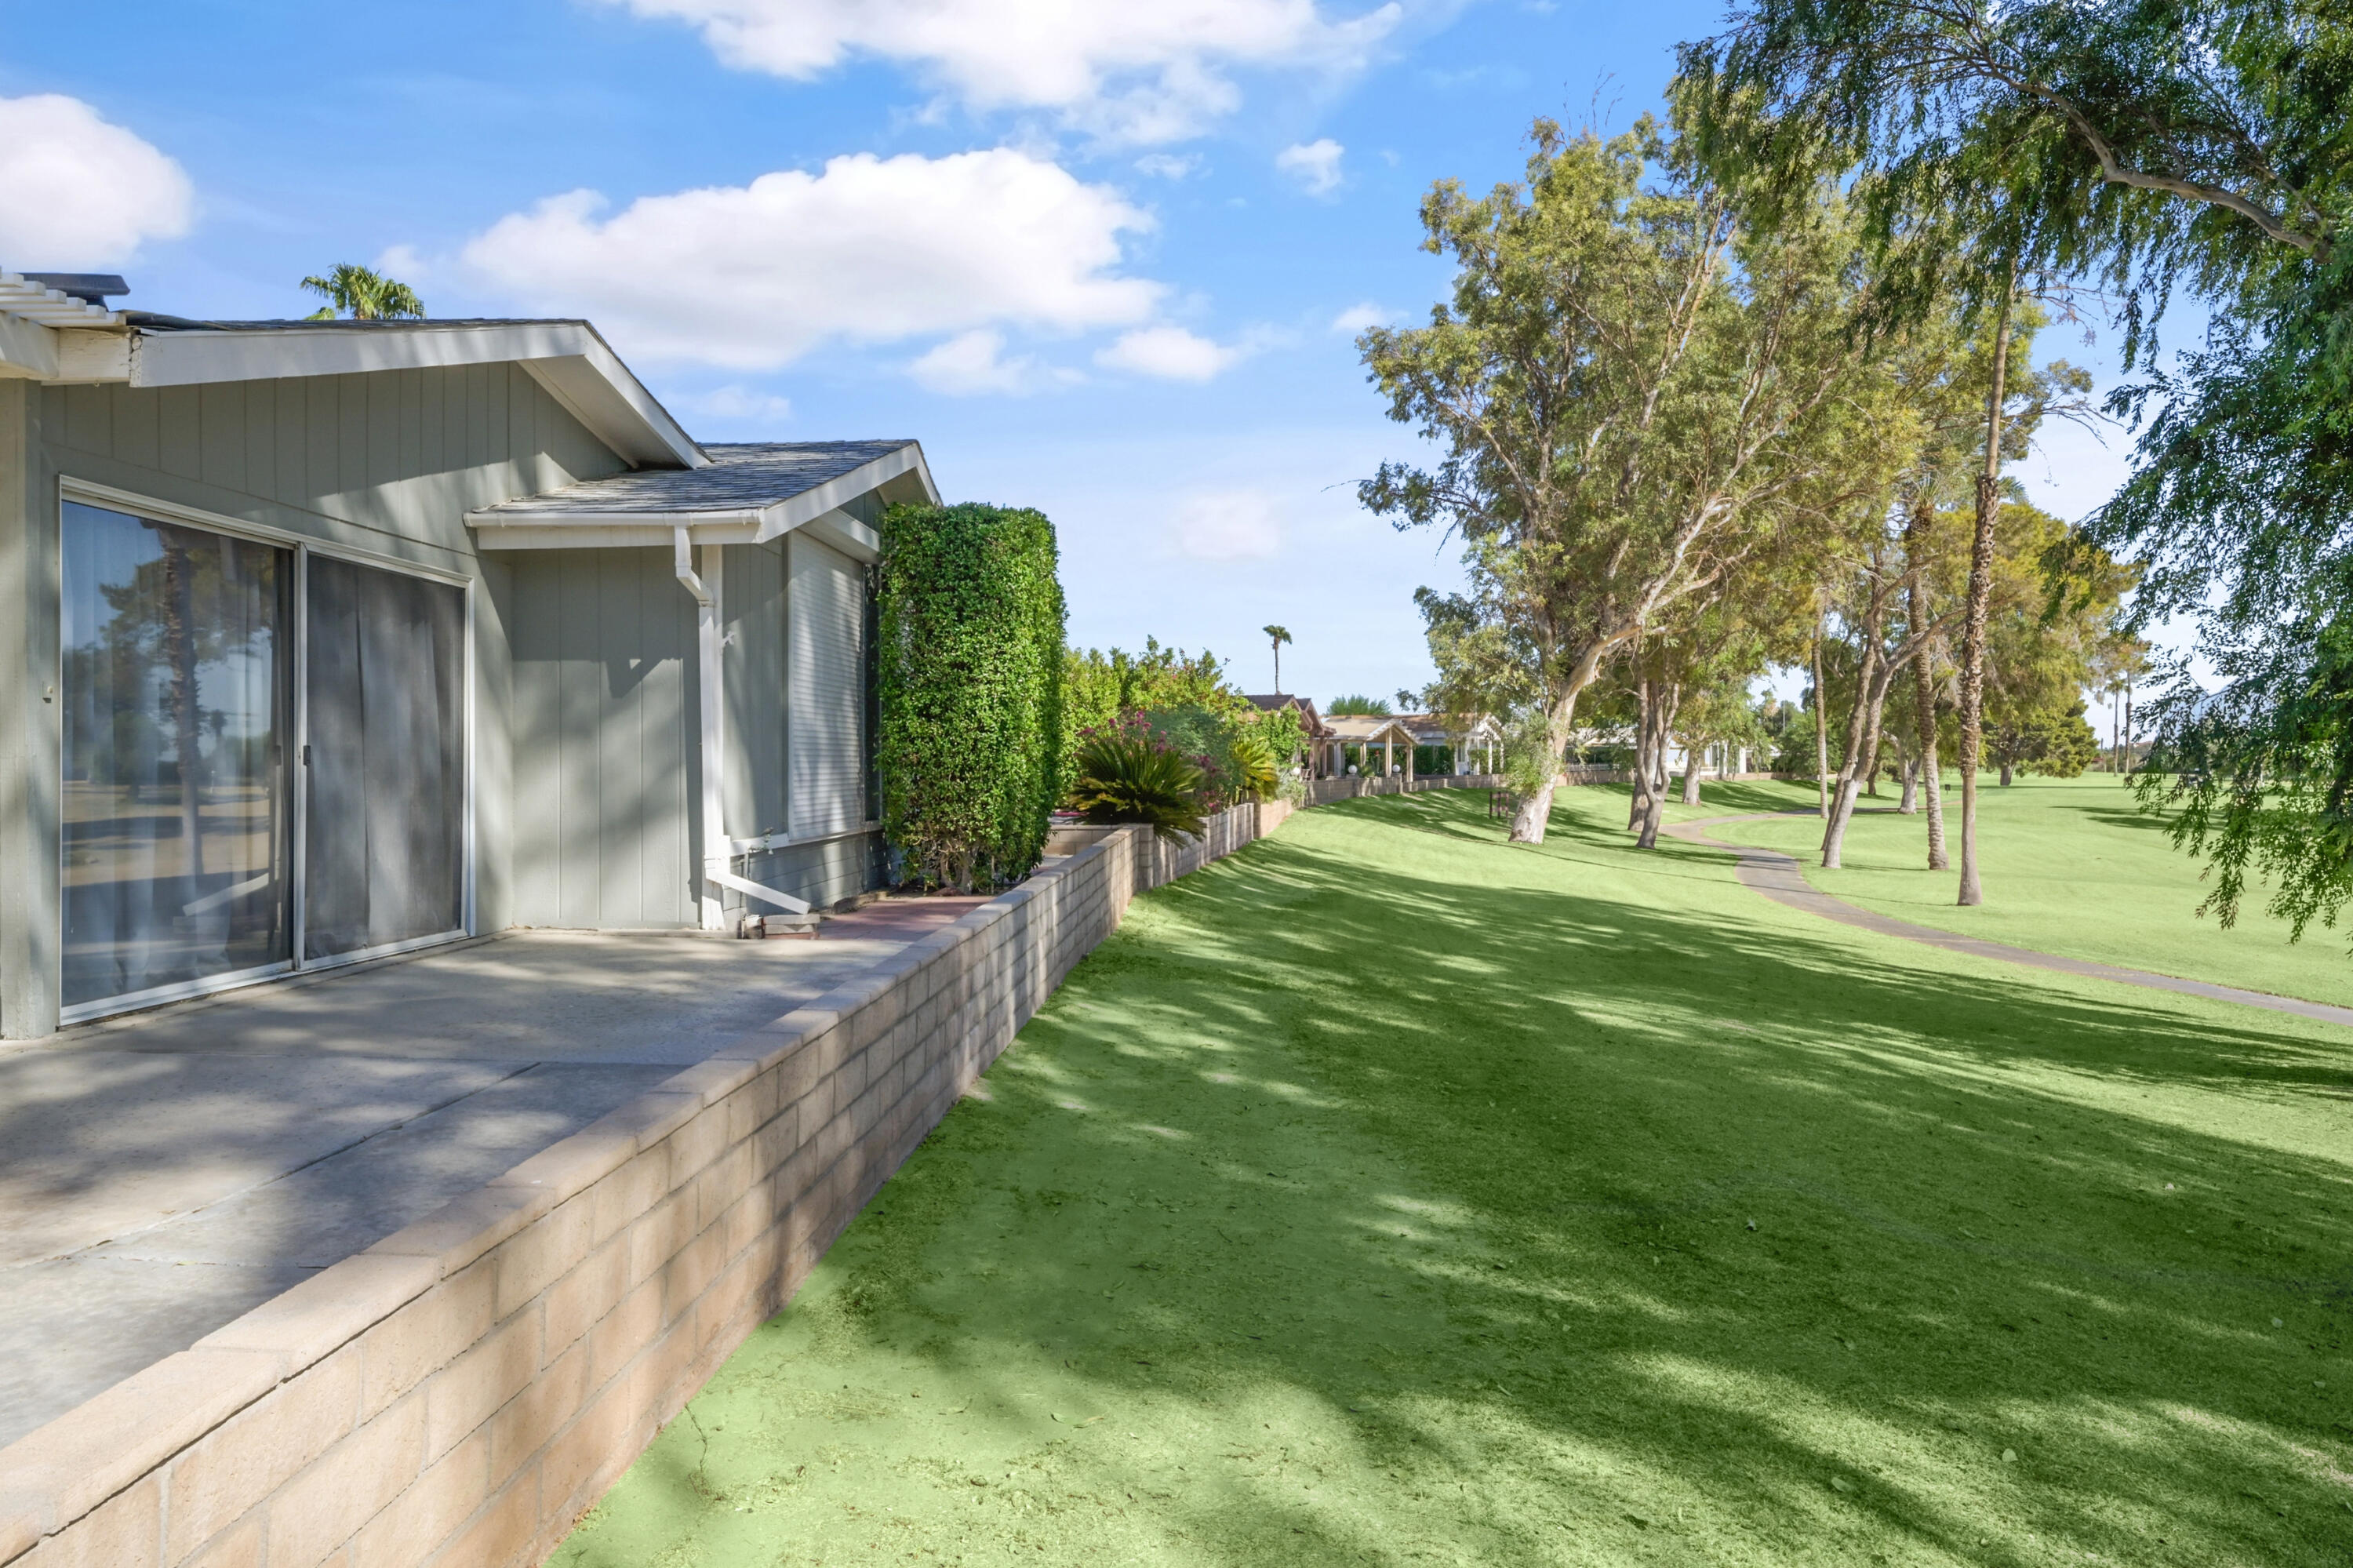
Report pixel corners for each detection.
[1510,782,1555,843]
[1823,673,1897,869]
[1812,614,1830,818]
[2122,683,2134,778]
[1913,635,1949,874]
[1635,684,1680,849]
[1898,757,1918,813]
[1955,275,2017,907]
[1822,585,1886,868]
[1631,691,1655,829]
[1679,747,1702,806]
[1999,761,2013,787]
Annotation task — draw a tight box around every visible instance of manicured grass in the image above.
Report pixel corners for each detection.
[555,788,2352,1567]
[1704,775,2353,1010]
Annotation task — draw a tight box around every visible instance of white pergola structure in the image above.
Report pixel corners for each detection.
[1400,711,1504,775]
[1319,715,1422,780]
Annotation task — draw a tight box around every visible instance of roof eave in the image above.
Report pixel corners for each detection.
[38,318,706,471]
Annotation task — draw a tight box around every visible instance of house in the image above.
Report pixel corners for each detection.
[1242,693,1332,773]
[0,271,936,1039]
[1320,713,1423,778]
[1400,711,1502,775]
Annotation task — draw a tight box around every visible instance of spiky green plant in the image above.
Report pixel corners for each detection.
[1068,728,1207,842]
[1227,726,1278,802]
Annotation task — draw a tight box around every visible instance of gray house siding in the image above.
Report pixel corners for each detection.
[0,356,896,1035]
[788,534,867,840]
[503,548,696,930]
[0,365,630,1036]
[501,537,879,931]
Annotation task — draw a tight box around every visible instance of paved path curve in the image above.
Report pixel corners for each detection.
[1664,811,2353,1031]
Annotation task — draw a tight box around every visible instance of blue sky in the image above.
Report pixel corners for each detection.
[1,0,2144,712]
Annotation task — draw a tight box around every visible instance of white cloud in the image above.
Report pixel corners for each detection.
[1329,301,1391,334]
[679,384,795,426]
[458,149,1161,369]
[1169,489,1282,560]
[1275,137,1345,195]
[1095,325,1248,382]
[602,0,1404,144]
[0,94,193,266]
[1135,152,1202,180]
[911,329,1040,395]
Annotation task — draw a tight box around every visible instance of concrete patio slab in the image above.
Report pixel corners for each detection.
[0,926,920,1447]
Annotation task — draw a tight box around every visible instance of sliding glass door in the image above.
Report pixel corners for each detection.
[302,555,466,959]
[61,504,293,1009]
[60,498,468,1020]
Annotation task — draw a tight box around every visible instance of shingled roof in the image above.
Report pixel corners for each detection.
[470,442,918,518]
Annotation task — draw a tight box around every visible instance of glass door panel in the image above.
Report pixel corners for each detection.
[302,555,465,960]
[60,503,292,1007]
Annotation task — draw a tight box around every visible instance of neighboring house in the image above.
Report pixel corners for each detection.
[1242,693,1332,773]
[1320,714,1422,777]
[0,271,936,1039]
[1401,711,1502,774]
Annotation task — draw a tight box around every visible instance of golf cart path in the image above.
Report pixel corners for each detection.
[1665,811,2353,1031]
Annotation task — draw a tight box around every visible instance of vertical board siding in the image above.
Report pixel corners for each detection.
[504,549,696,930]
[787,536,866,839]
[722,541,789,845]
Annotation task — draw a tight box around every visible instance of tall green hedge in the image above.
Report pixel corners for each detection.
[875,502,1066,890]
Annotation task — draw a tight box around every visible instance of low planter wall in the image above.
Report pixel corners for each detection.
[0,778,1523,1568]
[0,823,1222,1568]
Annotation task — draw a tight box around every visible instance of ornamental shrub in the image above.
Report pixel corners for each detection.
[1068,721,1208,842]
[876,502,1065,890]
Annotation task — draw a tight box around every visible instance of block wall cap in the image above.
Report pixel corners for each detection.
[363,1182,556,1277]
[0,1346,280,1536]
[571,1089,706,1155]
[195,1252,438,1373]
[660,1057,761,1109]
[496,1122,643,1206]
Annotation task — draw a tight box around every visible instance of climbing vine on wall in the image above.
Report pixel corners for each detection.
[875,502,1066,890]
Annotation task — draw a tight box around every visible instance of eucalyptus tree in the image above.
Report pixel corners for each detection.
[1676,0,2353,922]
[1363,117,1880,844]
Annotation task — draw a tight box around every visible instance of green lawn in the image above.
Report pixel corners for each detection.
[555,788,2353,1567]
[1700,775,2353,1010]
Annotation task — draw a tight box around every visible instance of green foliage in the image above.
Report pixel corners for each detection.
[1681,0,2353,928]
[1991,702,2102,782]
[1253,703,1310,767]
[876,503,1066,891]
[1064,639,1234,738]
[1229,727,1278,800]
[300,263,425,321]
[1067,724,1209,842]
[1326,693,1391,715]
[1063,639,1291,810]
[1363,114,1881,822]
[1769,702,1827,778]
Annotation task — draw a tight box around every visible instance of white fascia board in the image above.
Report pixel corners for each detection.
[468,515,764,551]
[126,321,707,470]
[798,509,881,563]
[467,442,918,560]
[466,507,876,559]
[748,444,930,547]
[0,311,58,380]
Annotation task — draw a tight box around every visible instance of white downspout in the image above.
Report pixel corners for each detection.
[675,528,812,930]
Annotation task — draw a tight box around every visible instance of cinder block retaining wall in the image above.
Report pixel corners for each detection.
[0,802,1316,1568]
[0,780,1529,1568]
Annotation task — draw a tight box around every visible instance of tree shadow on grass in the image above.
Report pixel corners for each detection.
[558,788,2353,1568]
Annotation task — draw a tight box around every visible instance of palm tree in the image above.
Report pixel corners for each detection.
[1263,624,1292,693]
[300,264,426,322]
